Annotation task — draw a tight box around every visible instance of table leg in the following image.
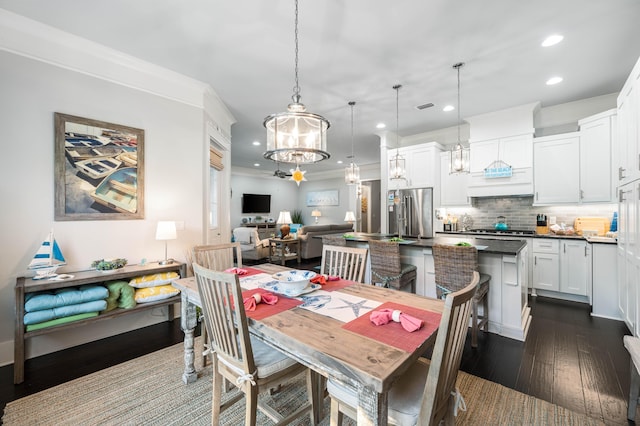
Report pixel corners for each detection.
[357,385,388,426]
[180,293,199,384]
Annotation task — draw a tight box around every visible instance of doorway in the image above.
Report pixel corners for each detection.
[359,180,380,233]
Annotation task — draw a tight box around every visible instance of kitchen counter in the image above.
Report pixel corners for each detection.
[343,232,527,255]
[437,230,616,243]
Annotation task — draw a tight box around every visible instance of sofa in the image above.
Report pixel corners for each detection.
[232,227,270,262]
[297,224,354,259]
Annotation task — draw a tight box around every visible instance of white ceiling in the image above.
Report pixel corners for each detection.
[2,0,640,176]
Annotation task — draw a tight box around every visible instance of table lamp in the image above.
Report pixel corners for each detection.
[156,221,177,265]
[277,210,293,239]
[344,211,356,224]
[311,209,321,224]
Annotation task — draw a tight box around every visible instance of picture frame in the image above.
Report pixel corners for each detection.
[306,190,339,207]
[54,113,145,221]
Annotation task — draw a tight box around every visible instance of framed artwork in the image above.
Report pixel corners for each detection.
[306,190,339,207]
[54,113,145,221]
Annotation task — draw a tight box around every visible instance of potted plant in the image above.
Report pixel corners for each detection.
[290,209,304,226]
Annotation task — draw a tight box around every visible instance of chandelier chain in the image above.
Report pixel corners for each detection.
[349,101,355,160]
[292,0,300,103]
[393,84,402,154]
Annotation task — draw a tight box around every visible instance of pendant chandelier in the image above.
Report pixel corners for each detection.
[263,0,330,164]
[450,62,470,174]
[344,101,360,185]
[389,84,406,180]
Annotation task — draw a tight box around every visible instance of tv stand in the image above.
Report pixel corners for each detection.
[241,223,276,229]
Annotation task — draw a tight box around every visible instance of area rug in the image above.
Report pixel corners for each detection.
[2,340,605,425]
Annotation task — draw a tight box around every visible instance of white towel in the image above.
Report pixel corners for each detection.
[233,228,253,244]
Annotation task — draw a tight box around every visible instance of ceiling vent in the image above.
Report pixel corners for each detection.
[415,102,434,110]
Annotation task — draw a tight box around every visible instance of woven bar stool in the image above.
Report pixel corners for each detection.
[368,239,417,293]
[432,243,490,348]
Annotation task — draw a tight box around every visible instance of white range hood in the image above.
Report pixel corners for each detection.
[466,102,540,197]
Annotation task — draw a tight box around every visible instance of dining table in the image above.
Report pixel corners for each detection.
[171,263,444,426]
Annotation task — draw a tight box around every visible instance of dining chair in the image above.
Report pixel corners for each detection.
[190,242,243,367]
[193,263,318,425]
[320,245,368,283]
[368,239,417,292]
[432,243,490,348]
[321,234,347,247]
[327,271,479,426]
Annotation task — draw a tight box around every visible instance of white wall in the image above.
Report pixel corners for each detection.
[0,20,233,364]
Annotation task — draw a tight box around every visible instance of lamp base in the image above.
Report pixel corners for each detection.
[159,258,175,265]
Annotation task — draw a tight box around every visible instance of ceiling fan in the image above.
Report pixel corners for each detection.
[273,161,292,179]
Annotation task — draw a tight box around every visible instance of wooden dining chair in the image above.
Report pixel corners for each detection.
[320,245,368,283]
[368,239,417,292]
[432,243,490,348]
[193,263,318,426]
[327,271,479,426]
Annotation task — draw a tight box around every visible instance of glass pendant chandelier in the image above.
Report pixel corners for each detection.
[389,84,406,180]
[450,62,470,174]
[344,101,360,185]
[263,0,330,164]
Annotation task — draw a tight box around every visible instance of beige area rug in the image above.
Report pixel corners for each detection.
[3,340,606,425]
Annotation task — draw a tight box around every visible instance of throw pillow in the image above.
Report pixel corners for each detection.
[129,272,179,288]
[134,285,180,303]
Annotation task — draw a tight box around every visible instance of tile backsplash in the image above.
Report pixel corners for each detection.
[444,196,617,231]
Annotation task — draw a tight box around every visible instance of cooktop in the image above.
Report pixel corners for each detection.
[466,228,536,236]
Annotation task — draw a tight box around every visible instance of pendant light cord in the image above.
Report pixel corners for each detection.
[292,0,300,104]
[457,65,461,143]
[349,101,355,161]
[393,84,402,155]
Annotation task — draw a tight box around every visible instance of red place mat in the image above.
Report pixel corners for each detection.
[239,267,264,277]
[341,302,441,352]
[314,277,355,292]
[241,288,302,320]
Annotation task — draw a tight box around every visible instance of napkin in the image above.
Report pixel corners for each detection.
[243,292,278,311]
[370,308,424,332]
[225,267,249,275]
[310,275,340,285]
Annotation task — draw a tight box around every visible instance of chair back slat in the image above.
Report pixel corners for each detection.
[193,263,255,377]
[419,271,478,425]
[320,245,368,283]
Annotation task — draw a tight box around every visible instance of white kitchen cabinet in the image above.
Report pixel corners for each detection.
[579,109,617,203]
[532,133,580,204]
[617,60,640,186]
[468,133,534,197]
[532,239,560,291]
[618,181,637,333]
[591,242,620,320]
[560,240,589,296]
[439,151,470,206]
[388,142,442,189]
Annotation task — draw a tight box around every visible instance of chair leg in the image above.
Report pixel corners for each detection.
[245,383,258,426]
[330,397,343,426]
[306,369,322,425]
[471,299,479,348]
[629,359,640,421]
[211,359,223,425]
[482,293,489,331]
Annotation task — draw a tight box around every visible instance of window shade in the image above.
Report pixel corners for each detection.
[209,146,224,171]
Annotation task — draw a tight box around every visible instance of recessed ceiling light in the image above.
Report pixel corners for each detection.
[252,141,261,146]
[443,105,455,112]
[542,34,564,47]
[376,123,386,129]
[337,160,343,164]
[253,163,260,167]
[546,76,563,85]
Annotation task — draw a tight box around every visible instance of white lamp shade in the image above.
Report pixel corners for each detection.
[344,211,356,223]
[277,211,293,224]
[311,210,321,217]
[156,221,177,240]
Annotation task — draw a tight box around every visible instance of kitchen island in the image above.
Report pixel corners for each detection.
[341,233,531,341]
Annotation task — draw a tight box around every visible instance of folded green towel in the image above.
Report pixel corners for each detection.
[26,312,99,332]
[104,281,136,312]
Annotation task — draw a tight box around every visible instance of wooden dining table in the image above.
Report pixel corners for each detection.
[172,263,444,426]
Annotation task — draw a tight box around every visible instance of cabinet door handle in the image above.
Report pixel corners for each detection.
[620,166,626,180]
[534,256,537,265]
[620,189,626,202]
[536,192,538,201]
[580,189,584,200]
[564,243,566,254]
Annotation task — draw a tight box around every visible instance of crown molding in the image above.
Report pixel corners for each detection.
[0,8,214,109]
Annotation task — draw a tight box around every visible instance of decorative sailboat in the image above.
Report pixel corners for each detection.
[28,231,66,280]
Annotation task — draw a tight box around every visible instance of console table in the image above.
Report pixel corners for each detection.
[267,238,301,265]
[14,261,185,384]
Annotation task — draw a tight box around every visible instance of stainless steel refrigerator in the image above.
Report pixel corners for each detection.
[387,188,433,238]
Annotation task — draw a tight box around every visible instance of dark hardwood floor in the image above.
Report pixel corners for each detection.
[1,258,634,425]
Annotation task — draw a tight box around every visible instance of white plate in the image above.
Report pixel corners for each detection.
[261,283,321,297]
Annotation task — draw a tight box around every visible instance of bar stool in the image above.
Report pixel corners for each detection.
[432,243,490,347]
[368,239,417,292]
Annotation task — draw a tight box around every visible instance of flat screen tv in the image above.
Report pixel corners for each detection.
[242,193,271,214]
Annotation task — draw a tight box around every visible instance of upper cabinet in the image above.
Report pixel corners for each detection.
[579,109,617,203]
[440,151,470,206]
[617,60,640,185]
[533,133,581,204]
[387,142,442,189]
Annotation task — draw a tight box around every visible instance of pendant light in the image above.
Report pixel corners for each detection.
[344,101,360,185]
[450,62,470,174]
[389,84,406,180]
[263,0,330,164]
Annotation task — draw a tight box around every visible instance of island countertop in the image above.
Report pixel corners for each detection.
[342,232,527,255]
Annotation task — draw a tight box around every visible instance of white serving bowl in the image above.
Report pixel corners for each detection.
[272,270,316,295]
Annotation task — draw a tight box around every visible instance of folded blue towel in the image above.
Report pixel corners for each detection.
[24,300,108,325]
[25,285,108,312]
